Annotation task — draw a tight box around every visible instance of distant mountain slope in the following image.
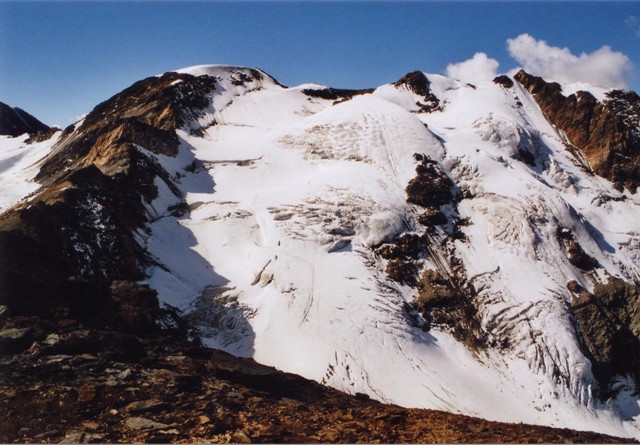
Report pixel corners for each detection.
[0,101,49,136]
[1,65,640,441]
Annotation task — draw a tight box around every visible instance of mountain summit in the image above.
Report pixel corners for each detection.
[0,101,49,137]
[1,65,640,441]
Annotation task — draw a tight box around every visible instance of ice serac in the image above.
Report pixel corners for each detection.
[2,64,640,441]
[0,101,50,137]
[514,69,640,192]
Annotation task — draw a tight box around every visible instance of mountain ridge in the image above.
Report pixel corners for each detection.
[1,64,640,441]
[0,101,50,137]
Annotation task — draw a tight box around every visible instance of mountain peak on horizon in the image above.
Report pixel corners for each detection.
[0,101,50,137]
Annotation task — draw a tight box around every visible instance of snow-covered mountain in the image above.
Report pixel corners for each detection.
[2,64,640,439]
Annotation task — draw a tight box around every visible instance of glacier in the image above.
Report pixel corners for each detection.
[127,66,640,438]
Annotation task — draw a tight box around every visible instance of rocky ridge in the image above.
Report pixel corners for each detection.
[0,71,220,324]
[514,69,640,192]
[0,101,50,137]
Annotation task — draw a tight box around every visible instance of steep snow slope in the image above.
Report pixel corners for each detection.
[397,77,640,435]
[0,132,60,211]
[135,66,640,438]
[415,76,640,431]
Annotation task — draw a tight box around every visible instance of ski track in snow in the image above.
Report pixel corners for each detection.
[134,66,640,439]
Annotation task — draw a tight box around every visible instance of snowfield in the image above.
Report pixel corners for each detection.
[0,132,60,212]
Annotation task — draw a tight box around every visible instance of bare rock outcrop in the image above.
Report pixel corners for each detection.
[514,69,640,192]
[302,87,375,103]
[393,71,441,112]
[0,72,218,331]
[493,75,514,89]
[36,72,217,185]
[570,277,640,396]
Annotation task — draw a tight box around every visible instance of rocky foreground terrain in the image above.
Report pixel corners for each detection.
[0,311,635,444]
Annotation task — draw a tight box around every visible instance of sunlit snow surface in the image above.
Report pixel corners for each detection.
[0,132,60,211]
[140,66,640,438]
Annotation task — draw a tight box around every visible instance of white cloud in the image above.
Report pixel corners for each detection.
[507,33,632,89]
[446,52,500,84]
[626,15,640,38]
[68,113,88,125]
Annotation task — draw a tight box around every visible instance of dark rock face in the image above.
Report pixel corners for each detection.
[406,154,455,208]
[406,153,461,235]
[412,268,486,349]
[604,90,640,130]
[493,75,514,89]
[228,68,263,86]
[226,67,287,89]
[37,72,217,185]
[394,71,431,97]
[0,160,155,323]
[393,71,441,112]
[25,128,58,144]
[0,72,218,333]
[0,102,50,137]
[417,269,458,308]
[301,87,374,103]
[375,153,486,347]
[570,277,640,396]
[514,70,640,192]
[376,155,457,288]
[556,228,599,271]
[0,218,184,338]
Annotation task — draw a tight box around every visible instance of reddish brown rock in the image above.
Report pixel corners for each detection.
[514,69,640,192]
[0,331,634,444]
[35,72,217,186]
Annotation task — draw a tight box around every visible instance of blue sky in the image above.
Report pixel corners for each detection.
[1,1,639,127]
